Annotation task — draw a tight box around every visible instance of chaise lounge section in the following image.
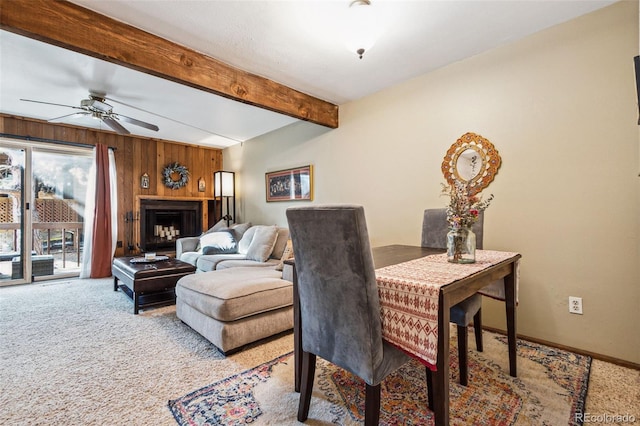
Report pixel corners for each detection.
[175,266,293,354]
[174,223,294,354]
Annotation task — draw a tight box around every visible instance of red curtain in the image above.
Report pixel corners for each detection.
[90,144,113,278]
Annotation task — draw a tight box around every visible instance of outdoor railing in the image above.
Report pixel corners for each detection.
[0,198,84,272]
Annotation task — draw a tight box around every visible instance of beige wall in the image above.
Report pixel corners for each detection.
[226,1,640,364]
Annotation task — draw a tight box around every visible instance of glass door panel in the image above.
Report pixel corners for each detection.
[32,149,92,279]
[0,147,26,283]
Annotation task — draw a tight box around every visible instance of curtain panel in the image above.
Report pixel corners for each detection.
[80,144,117,278]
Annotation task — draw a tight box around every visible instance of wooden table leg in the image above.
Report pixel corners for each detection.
[504,266,518,377]
[433,292,450,426]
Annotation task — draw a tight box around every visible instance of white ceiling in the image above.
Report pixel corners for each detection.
[0,0,617,149]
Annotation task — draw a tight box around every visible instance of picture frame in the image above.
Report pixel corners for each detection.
[140,173,150,189]
[266,165,313,202]
[198,177,206,192]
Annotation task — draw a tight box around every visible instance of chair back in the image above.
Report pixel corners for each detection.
[286,205,383,384]
[421,208,484,249]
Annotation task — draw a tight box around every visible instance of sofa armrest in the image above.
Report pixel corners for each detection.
[175,236,200,258]
[282,262,294,282]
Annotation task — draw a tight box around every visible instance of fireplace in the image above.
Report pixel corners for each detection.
[139,199,202,252]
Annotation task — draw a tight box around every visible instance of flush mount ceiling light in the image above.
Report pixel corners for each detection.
[345,0,377,59]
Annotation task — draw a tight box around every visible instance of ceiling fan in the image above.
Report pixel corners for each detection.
[20,91,159,135]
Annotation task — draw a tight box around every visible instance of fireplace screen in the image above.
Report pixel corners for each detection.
[139,200,202,251]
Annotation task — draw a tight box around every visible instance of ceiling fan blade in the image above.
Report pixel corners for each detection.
[101,116,130,135]
[20,98,84,110]
[48,112,90,122]
[115,114,159,132]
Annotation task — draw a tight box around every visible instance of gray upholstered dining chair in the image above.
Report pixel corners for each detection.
[422,208,484,387]
[286,205,416,425]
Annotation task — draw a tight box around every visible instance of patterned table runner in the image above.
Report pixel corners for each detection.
[376,250,520,368]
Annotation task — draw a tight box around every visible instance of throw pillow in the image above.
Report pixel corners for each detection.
[199,230,238,255]
[245,225,278,262]
[202,218,227,235]
[237,226,257,254]
[228,222,252,240]
[198,221,251,251]
[275,239,294,271]
[270,228,289,259]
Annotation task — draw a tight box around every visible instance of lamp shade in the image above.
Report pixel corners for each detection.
[214,171,235,197]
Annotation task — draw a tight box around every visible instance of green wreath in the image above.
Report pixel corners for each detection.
[162,162,189,189]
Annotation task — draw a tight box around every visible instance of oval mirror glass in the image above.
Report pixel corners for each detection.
[455,148,483,181]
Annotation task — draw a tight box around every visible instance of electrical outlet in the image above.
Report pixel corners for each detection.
[569,296,583,314]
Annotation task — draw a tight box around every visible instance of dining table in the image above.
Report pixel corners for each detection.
[286,244,521,426]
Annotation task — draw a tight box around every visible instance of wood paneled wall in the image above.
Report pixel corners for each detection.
[0,114,223,256]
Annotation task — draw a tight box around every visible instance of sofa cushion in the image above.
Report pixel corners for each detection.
[175,267,293,322]
[216,259,279,270]
[196,253,247,272]
[199,230,237,255]
[245,225,278,262]
[176,302,293,354]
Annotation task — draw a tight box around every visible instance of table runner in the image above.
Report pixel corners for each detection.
[375,250,519,369]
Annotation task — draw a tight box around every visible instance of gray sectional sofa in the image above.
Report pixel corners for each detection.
[174,223,294,354]
[175,222,290,272]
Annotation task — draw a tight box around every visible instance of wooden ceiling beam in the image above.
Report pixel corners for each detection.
[0,0,338,128]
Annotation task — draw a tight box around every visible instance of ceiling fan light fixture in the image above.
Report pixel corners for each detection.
[81,98,113,113]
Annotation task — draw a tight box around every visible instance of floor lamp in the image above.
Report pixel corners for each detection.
[214,171,235,227]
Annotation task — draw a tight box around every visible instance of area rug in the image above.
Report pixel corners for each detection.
[168,330,591,425]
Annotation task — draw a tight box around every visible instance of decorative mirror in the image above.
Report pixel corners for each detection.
[441,132,501,195]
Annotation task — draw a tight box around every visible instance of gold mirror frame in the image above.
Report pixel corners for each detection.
[441,132,501,195]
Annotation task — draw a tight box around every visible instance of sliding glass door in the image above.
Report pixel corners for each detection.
[0,140,92,285]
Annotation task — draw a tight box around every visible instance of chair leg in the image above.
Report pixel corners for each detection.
[457,324,469,386]
[425,367,434,409]
[474,309,483,352]
[364,383,381,426]
[297,351,316,422]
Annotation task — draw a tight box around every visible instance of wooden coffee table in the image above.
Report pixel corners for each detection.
[112,256,196,314]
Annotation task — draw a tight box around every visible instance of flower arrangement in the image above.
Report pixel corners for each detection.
[441,180,493,230]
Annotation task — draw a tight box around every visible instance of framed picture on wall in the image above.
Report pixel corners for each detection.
[266,165,313,202]
[140,173,150,189]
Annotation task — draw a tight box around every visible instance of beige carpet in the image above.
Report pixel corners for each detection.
[0,278,637,425]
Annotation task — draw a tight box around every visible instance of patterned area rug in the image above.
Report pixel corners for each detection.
[168,330,591,425]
